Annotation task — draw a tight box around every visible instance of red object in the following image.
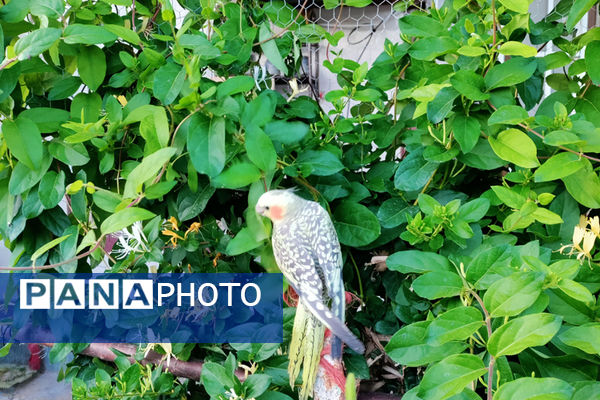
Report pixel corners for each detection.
[27,344,42,371]
[320,329,346,392]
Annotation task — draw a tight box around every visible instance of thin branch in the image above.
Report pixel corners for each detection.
[0,237,104,271]
[491,0,497,48]
[131,0,136,32]
[470,289,494,400]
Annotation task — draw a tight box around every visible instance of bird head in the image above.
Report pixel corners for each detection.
[255,189,301,223]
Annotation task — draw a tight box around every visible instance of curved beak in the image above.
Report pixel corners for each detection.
[255,205,266,216]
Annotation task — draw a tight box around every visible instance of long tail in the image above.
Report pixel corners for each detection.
[288,302,325,400]
[302,296,365,355]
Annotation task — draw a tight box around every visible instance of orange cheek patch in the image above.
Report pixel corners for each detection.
[270,205,284,220]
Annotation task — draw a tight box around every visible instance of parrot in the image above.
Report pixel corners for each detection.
[256,189,364,399]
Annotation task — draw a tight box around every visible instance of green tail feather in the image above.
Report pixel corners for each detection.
[288,303,325,400]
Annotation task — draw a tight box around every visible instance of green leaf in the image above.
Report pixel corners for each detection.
[259,23,288,75]
[153,62,186,105]
[495,377,573,400]
[245,126,277,171]
[385,321,468,367]
[412,271,463,300]
[559,323,600,355]
[14,28,61,60]
[483,271,544,317]
[296,150,344,176]
[534,152,586,182]
[458,198,490,222]
[331,201,380,247]
[398,14,446,37]
[487,313,562,357]
[561,160,600,208]
[566,0,597,31]
[264,120,309,145]
[450,70,489,101]
[100,207,156,235]
[217,76,256,99]
[531,207,563,224]
[585,41,600,85]
[2,117,43,171]
[0,344,11,358]
[453,114,480,153]
[557,278,594,304]
[488,105,529,125]
[497,0,533,14]
[377,198,410,228]
[201,362,234,397]
[427,87,459,124]
[123,105,169,153]
[225,227,263,256]
[63,24,118,44]
[20,108,70,133]
[177,185,215,221]
[394,149,439,192]
[387,250,452,273]
[49,343,73,364]
[30,0,64,18]
[543,130,584,146]
[39,170,66,209]
[489,129,539,168]
[123,147,177,198]
[409,37,459,61]
[417,354,487,400]
[484,58,537,90]
[31,234,72,263]
[187,114,226,178]
[425,307,484,346]
[212,163,262,189]
[244,374,272,398]
[78,45,106,91]
[499,41,537,57]
[104,24,141,45]
[9,155,52,196]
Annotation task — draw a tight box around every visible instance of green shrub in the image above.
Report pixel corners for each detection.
[1,0,600,398]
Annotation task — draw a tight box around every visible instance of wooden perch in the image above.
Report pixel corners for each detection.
[41,343,401,400]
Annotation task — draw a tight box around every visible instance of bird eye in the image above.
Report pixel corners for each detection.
[265,206,270,210]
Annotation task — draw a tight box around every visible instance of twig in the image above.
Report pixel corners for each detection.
[491,0,497,48]
[469,290,494,400]
[0,238,104,271]
[131,0,136,32]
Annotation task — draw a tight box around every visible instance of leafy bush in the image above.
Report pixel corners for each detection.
[1,0,600,399]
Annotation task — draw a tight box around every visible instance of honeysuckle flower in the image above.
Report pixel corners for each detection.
[559,215,597,262]
[253,65,268,91]
[590,216,600,237]
[113,221,149,259]
[287,78,308,102]
[184,221,202,238]
[162,229,184,247]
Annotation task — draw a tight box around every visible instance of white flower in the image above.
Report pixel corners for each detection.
[253,65,268,91]
[113,221,150,259]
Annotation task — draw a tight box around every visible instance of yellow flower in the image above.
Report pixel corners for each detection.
[184,221,202,238]
[590,216,600,237]
[582,231,596,256]
[162,229,183,247]
[167,216,179,231]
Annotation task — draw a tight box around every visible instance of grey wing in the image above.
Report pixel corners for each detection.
[273,231,364,355]
[306,202,345,323]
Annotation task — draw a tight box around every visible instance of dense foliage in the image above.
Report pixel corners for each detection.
[1,0,600,398]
